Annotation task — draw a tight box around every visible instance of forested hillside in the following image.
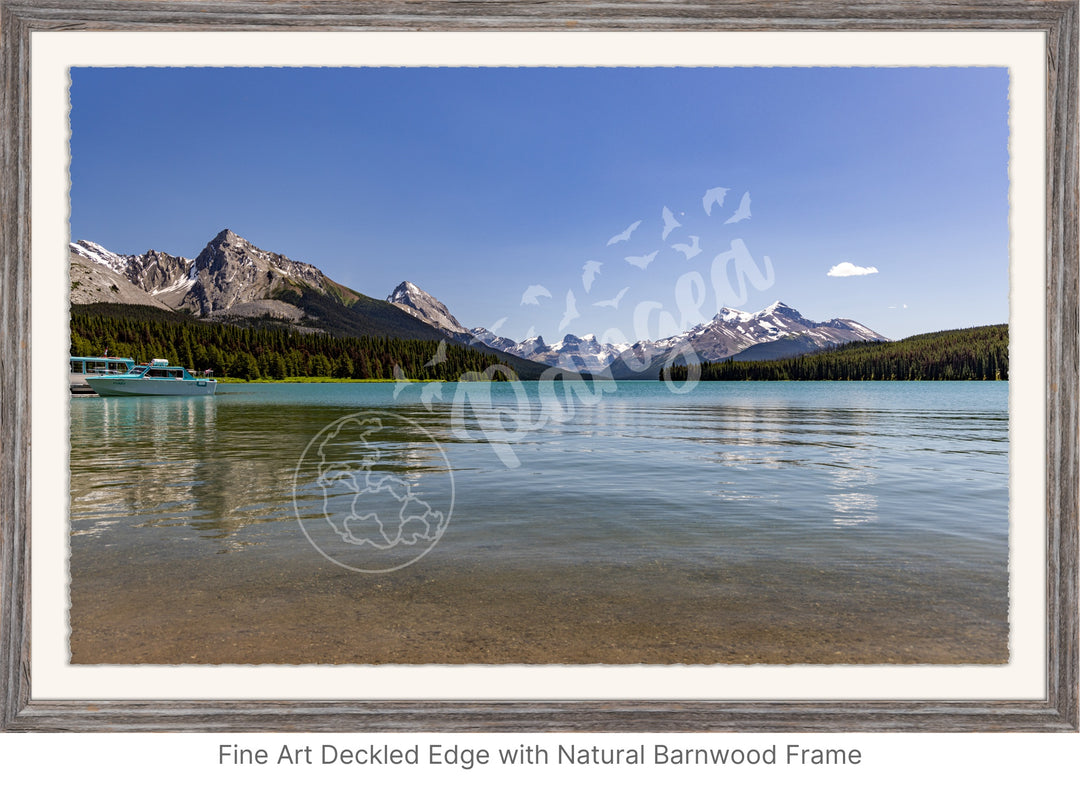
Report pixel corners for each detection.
[70,304,516,381]
[666,324,1008,382]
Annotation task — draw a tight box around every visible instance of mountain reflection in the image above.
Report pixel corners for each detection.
[70,396,459,553]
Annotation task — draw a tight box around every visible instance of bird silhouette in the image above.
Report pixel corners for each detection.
[672,235,702,260]
[593,286,630,309]
[423,340,448,368]
[626,250,658,270]
[558,290,579,332]
[661,206,681,240]
[724,192,751,224]
[392,364,412,398]
[607,220,642,245]
[582,260,603,293]
[521,284,553,305]
[420,381,444,408]
[703,186,729,216]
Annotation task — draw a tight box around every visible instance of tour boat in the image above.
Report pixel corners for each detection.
[70,355,136,394]
[85,359,217,396]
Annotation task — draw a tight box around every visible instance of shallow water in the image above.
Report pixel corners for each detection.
[69,380,1008,664]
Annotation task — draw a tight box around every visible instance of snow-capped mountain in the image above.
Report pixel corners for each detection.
[384,281,630,373]
[71,240,197,309]
[599,301,886,378]
[70,229,354,317]
[469,300,887,377]
[601,301,886,378]
[72,235,886,379]
[659,300,883,361]
[70,230,486,346]
[468,326,521,354]
[385,278,888,377]
[70,232,558,378]
[474,333,631,375]
[69,242,173,311]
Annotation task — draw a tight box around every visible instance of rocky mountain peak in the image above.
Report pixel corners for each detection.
[762,300,802,318]
[71,230,338,317]
[386,280,468,336]
[518,336,548,355]
[715,306,751,322]
[209,228,244,247]
[185,231,327,316]
[388,281,420,302]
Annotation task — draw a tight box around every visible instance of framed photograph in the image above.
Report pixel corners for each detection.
[1,1,1076,732]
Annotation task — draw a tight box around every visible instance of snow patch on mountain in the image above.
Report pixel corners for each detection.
[70,240,131,274]
[69,230,357,317]
[470,300,887,376]
[387,281,469,336]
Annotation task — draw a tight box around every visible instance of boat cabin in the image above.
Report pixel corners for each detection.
[70,356,135,376]
[69,355,136,393]
[130,360,202,380]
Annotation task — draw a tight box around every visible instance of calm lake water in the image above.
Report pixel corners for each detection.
[68,380,1009,665]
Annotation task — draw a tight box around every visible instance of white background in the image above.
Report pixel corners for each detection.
[1,732,1078,784]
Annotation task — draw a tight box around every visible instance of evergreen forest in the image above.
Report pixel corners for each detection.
[70,304,515,381]
[666,325,1008,382]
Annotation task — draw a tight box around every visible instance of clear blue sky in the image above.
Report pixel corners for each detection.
[70,67,1009,343]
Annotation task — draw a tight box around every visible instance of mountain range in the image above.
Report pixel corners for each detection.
[72,229,347,317]
[386,277,887,378]
[71,229,494,342]
[69,230,551,376]
[70,230,887,379]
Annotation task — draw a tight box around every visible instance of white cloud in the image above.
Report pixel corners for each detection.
[827,262,879,277]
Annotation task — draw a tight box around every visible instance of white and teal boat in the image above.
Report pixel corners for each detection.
[70,355,136,394]
[86,358,217,396]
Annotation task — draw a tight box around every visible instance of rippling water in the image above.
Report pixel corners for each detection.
[69,380,1009,664]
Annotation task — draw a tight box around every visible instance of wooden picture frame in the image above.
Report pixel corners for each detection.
[1,0,1076,732]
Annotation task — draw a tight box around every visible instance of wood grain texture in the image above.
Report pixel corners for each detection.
[1,0,33,733]
[1,0,1076,732]
[1044,0,1080,735]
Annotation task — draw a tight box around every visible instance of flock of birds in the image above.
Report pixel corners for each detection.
[398,186,753,400]
[516,185,752,339]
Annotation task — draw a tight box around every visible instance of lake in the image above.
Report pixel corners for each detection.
[68,380,1009,664]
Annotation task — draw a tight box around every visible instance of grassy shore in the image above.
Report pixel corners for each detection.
[214,376,432,384]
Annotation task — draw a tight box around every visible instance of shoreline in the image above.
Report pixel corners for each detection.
[217,376,428,384]
[212,377,1007,384]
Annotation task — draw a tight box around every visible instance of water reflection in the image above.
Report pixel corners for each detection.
[70,381,1008,565]
[71,396,463,555]
[68,381,1009,665]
